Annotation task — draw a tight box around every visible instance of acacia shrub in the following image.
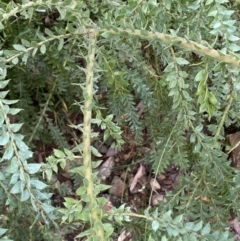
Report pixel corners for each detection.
[0,0,240,240]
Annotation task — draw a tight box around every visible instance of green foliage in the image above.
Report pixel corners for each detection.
[2,0,240,240]
[0,68,56,239]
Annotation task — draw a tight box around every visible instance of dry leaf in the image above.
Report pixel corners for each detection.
[150,178,161,191]
[152,194,167,206]
[233,218,240,236]
[102,201,114,212]
[129,165,144,192]
[118,230,132,241]
[136,101,144,116]
[98,157,115,181]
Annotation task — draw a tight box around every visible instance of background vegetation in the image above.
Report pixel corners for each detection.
[1,0,240,240]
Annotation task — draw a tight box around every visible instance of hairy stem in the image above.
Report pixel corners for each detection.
[4,28,240,68]
[103,28,240,67]
[83,30,104,240]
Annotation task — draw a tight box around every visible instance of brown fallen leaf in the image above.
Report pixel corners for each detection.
[152,194,167,206]
[233,218,240,237]
[118,229,132,241]
[150,178,161,191]
[136,101,144,116]
[129,165,145,192]
[230,218,240,239]
[102,200,114,212]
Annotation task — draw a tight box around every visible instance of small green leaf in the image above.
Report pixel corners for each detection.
[76,186,86,196]
[54,149,65,158]
[201,223,211,235]
[213,22,221,29]
[91,146,102,157]
[152,220,160,231]
[0,228,8,236]
[81,193,90,202]
[13,44,26,51]
[58,38,64,51]
[0,172,5,180]
[34,189,52,200]
[166,226,179,237]
[176,57,189,65]
[21,189,30,202]
[0,90,9,99]
[42,203,55,213]
[57,7,67,19]
[60,160,66,169]
[0,80,10,89]
[2,143,14,160]
[229,35,240,41]
[30,180,47,190]
[195,69,206,82]
[91,118,102,125]
[193,220,203,231]
[101,32,112,39]
[160,236,167,241]
[103,129,111,142]
[97,196,108,208]
[22,52,29,64]
[0,112,4,125]
[16,139,28,152]
[64,148,74,160]
[10,173,19,185]
[105,114,114,122]
[45,169,52,181]
[76,228,92,238]
[162,210,172,221]
[165,0,171,10]
[0,130,9,145]
[24,163,42,174]
[94,184,110,194]
[208,9,217,16]
[1,99,19,105]
[91,160,102,168]
[10,180,22,194]
[169,78,177,89]
[21,39,31,47]
[178,77,185,88]
[6,156,18,173]
[173,215,183,224]
[205,0,214,5]
[32,47,38,57]
[208,92,217,106]
[19,149,33,159]
[12,58,19,65]
[40,44,46,54]
[103,223,114,238]
[9,123,23,132]
[185,222,194,231]
[45,28,54,37]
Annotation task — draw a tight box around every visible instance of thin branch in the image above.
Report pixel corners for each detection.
[214,96,233,143]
